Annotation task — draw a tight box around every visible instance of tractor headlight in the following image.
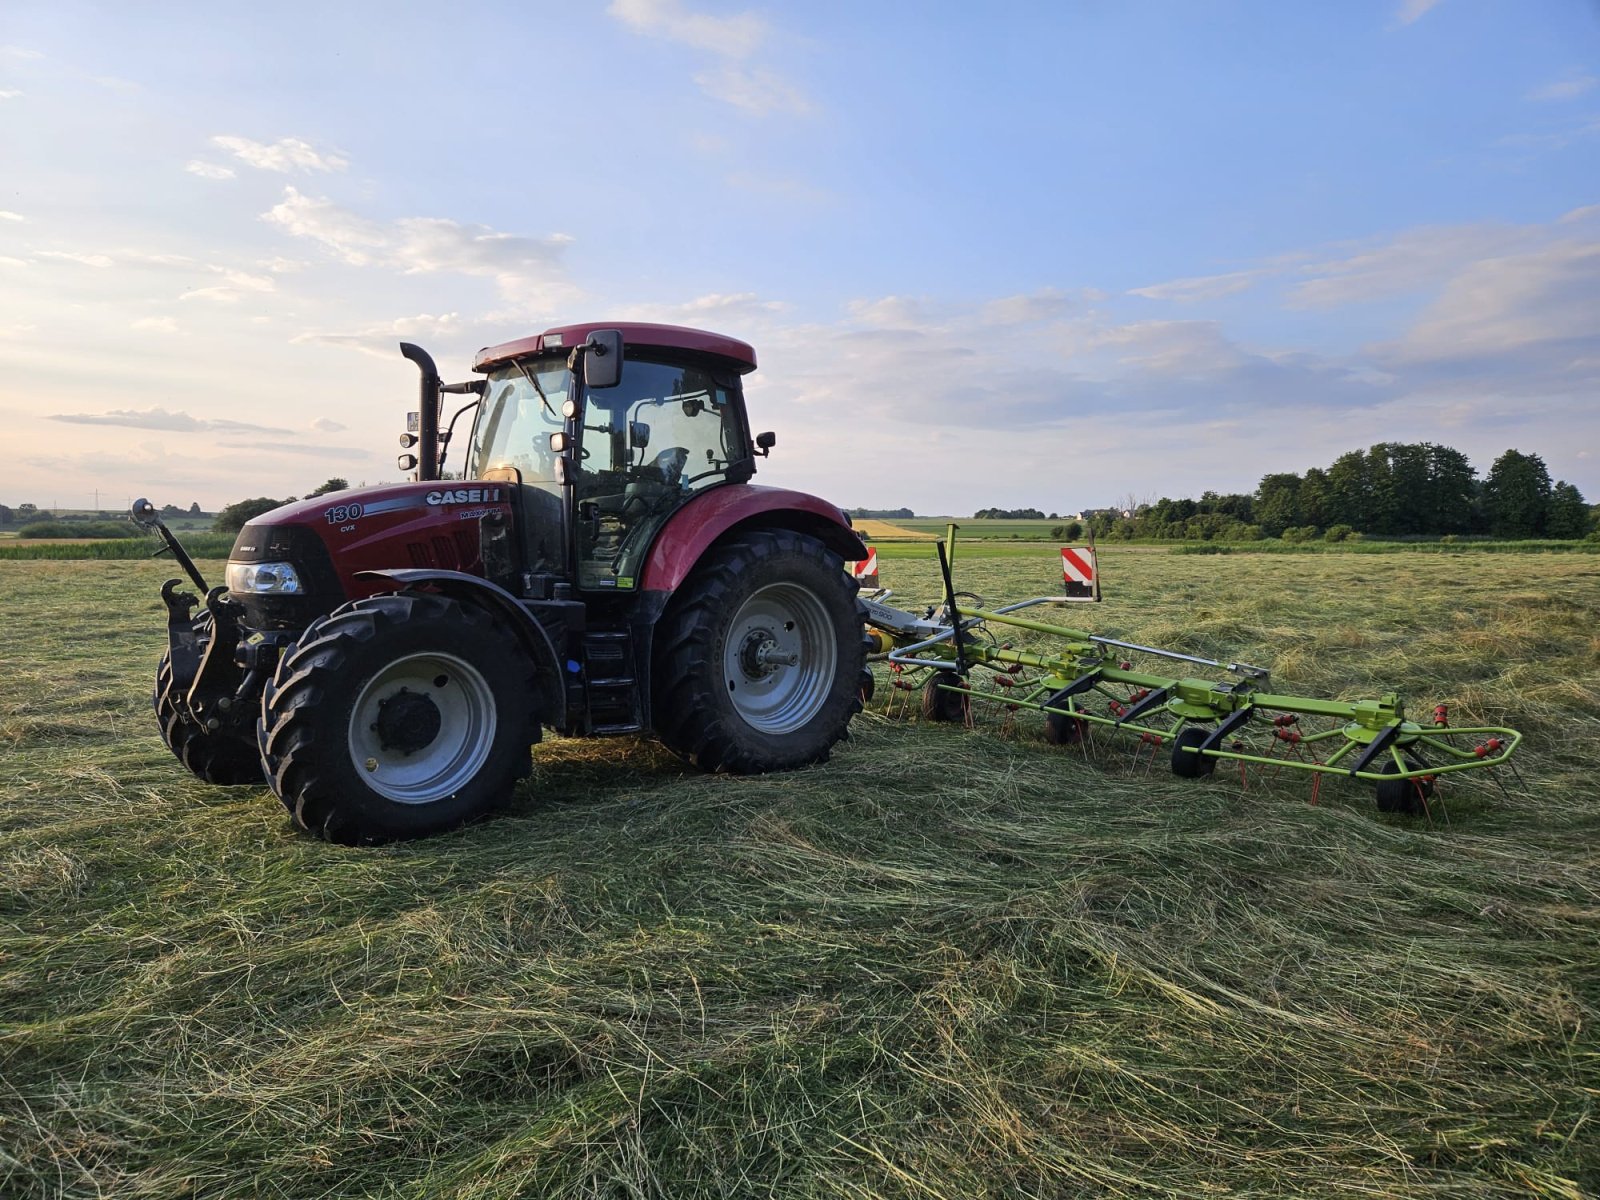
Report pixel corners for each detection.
[226,561,305,595]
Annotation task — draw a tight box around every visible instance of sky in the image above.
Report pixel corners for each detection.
[1,0,1597,516]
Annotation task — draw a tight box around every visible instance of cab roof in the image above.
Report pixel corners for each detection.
[473,321,757,374]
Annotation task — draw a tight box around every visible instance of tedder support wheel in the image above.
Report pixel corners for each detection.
[652,529,865,773]
[1170,726,1217,778]
[1043,709,1088,746]
[1375,757,1435,816]
[153,617,264,786]
[921,671,971,723]
[258,592,538,843]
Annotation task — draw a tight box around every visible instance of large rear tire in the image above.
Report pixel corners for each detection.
[258,592,538,843]
[153,618,264,786]
[652,530,864,773]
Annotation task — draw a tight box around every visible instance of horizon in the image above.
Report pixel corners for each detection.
[3,0,1597,512]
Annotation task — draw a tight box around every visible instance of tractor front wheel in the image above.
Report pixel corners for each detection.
[653,530,864,773]
[153,618,264,786]
[258,592,538,843]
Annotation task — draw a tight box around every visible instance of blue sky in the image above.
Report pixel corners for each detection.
[1,0,1596,515]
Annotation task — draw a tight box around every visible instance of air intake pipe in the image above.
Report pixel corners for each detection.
[399,342,440,481]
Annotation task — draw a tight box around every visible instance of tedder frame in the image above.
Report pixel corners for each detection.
[857,528,1522,816]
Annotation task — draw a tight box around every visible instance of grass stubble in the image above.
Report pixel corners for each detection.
[0,551,1596,1198]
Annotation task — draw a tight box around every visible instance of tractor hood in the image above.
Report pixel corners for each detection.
[229,481,515,625]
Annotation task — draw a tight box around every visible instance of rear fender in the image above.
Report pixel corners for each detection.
[637,485,866,595]
[355,568,566,728]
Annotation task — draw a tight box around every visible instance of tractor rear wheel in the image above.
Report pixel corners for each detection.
[652,530,864,773]
[153,618,264,786]
[258,592,538,843]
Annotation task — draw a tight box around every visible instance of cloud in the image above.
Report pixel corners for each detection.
[264,188,574,308]
[1394,0,1442,25]
[606,0,766,57]
[48,407,293,435]
[290,312,464,358]
[1527,74,1597,102]
[607,0,811,116]
[37,250,114,268]
[212,135,348,174]
[1,47,44,60]
[310,417,348,433]
[130,316,181,334]
[186,160,237,180]
[262,188,387,265]
[693,66,811,116]
[0,210,24,222]
[217,440,371,459]
[1289,223,1535,307]
[1130,269,1263,303]
[1493,115,1600,154]
[0,89,20,99]
[1381,237,1600,374]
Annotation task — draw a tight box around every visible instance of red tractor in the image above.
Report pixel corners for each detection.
[135,323,868,842]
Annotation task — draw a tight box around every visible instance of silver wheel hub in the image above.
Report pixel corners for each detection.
[723,582,838,734]
[348,651,497,804]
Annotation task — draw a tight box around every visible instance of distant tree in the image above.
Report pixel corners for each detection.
[1425,445,1476,534]
[0,504,11,526]
[973,507,1046,520]
[1326,450,1370,530]
[846,507,915,520]
[18,502,37,517]
[160,503,185,517]
[213,498,289,534]
[1545,481,1590,539]
[1255,473,1303,537]
[188,501,201,515]
[1299,467,1331,529]
[1482,450,1552,537]
[309,477,351,497]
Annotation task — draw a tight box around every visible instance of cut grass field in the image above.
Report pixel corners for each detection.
[2,548,1597,1198]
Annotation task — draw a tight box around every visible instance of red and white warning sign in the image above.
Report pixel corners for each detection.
[1060,546,1099,600]
[851,546,879,587]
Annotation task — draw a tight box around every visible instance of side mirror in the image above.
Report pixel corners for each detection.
[398,453,418,471]
[755,431,776,457]
[582,329,623,390]
[629,420,650,450]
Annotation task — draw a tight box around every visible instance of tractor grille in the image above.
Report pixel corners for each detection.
[405,530,478,571]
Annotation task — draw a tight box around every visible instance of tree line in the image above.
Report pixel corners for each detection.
[1089,445,1594,542]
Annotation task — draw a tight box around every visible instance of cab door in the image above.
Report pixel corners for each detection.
[572,357,752,591]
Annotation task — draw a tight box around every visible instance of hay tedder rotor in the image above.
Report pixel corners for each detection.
[857,529,1522,815]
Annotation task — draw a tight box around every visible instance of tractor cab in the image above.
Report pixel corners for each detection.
[462,324,760,592]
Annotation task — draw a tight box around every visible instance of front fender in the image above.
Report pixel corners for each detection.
[354,568,566,729]
[637,485,866,594]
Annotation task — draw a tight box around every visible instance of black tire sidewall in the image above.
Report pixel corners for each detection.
[655,531,863,772]
[265,595,534,841]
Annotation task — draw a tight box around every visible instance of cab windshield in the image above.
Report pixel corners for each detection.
[465,360,572,482]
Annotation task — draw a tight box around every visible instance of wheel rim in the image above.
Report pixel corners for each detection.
[347,652,497,804]
[722,581,838,734]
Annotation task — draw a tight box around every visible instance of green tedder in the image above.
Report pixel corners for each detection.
[858,529,1522,816]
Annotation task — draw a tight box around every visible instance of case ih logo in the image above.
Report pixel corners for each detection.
[425,487,502,505]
